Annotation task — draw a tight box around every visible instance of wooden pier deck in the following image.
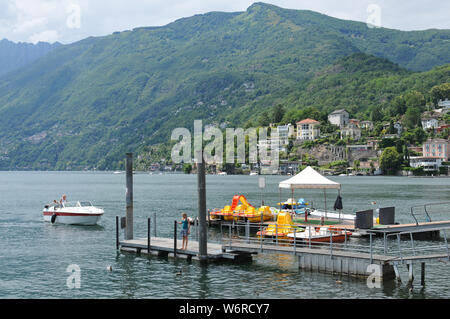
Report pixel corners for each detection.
[368,220,450,233]
[119,237,254,262]
[118,233,449,282]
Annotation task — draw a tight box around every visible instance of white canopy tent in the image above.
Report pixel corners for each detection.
[279,166,341,190]
[279,166,342,220]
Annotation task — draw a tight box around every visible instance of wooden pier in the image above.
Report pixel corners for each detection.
[119,237,254,262]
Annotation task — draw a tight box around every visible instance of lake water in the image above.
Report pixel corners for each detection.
[0,172,449,299]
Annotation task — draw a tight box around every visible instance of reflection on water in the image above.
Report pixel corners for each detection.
[0,172,449,298]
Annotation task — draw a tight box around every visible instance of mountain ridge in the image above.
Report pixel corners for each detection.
[0,3,449,170]
[0,39,61,77]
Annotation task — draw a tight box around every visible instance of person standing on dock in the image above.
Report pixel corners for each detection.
[179,213,190,250]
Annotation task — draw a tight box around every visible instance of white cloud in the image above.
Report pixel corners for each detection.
[29,29,60,44]
[13,17,48,33]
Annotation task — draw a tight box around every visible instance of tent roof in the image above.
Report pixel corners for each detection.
[279,166,341,190]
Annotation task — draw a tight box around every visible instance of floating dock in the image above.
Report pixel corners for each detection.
[117,215,450,284]
[119,237,253,262]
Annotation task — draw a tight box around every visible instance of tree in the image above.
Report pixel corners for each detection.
[390,95,407,116]
[354,160,360,171]
[370,106,384,122]
[388,120,396,134]
[404,91,426,111]
[404,106,421,129]
[257,111,271,127]
[430,83,450,105]
[243,120,254,129]
[272,104,285,124]
[380,146,403,175]
[284,106,325,124]
[413,127,427,144]
[183,163,192,174]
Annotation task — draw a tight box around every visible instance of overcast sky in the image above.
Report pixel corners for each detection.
[1,0,450,44]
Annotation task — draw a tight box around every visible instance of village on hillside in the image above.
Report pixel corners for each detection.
[260,98,450,176]
[140,93,450,176]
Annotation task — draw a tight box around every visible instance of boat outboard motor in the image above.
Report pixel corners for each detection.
[51,214,57,224]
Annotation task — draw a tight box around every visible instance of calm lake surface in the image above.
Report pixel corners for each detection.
[0,172,449,299]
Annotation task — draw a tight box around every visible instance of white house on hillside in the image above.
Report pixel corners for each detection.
[341,124,361,141]
[421,117,439,130]
[438,99,450,111]
[328,109,349,128]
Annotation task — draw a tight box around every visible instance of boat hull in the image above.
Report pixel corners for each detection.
[43,212,102,226]
[287,232,351,244]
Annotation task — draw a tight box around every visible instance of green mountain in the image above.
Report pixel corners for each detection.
[0,2,449,170]
[0,39,61,77]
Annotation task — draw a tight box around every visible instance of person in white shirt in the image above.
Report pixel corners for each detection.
[60,194,67,207]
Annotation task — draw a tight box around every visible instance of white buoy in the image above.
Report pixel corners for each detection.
[107,265,112,272]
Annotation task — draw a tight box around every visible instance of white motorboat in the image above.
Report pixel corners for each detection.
[287,226,352,243]
[309,209,356,221]
[43,201,104,225]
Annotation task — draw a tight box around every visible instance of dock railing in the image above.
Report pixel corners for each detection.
[410,201,450,225]
[220,221,450,263]
[117,214,450,264]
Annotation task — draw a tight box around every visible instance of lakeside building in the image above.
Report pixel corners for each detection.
[409,156,445,172]
[437,124,450,134]
[367,138,381,150]
[394,122,403,136]
[328,109,349,128]
[408,146,423,156]
[383,121,403,136]
[438,99,450,112]
[258,137,286,154]
[296,119,320,141]
[360,120,374,131]
[346,145,373,152]
[341,120,362,141]
[276,124,295,145]
[279,161,302,175]
[421,117,440,130]
[422,139,450,160]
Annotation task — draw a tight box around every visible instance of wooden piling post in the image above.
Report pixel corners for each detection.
[174,220,177,258]
[421,263,425,286]
[407,263,414,284]
[153,212,157,237]
[246,219,250,243]
[196,150,207,261]
[393,262,401,282]
[116,216,119,250]
[147,217,151,253]
[125,153,134,240]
